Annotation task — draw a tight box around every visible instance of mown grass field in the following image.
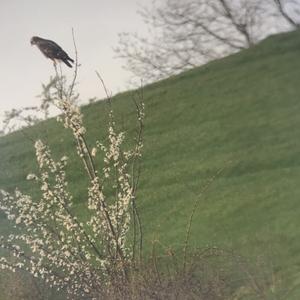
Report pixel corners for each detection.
[1,29,300,298]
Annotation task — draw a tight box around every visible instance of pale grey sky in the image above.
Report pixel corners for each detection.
[0,0,149,121]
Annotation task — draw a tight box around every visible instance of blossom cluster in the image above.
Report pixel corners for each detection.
[56,99,86,138]
[0,141,103,296]
[88,115,134,256]
[0,97,144,297]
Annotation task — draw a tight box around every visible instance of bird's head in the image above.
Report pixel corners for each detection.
[30,36,40,46]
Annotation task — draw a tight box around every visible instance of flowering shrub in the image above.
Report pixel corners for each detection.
[0,68,144,298]
[0,40,279,300]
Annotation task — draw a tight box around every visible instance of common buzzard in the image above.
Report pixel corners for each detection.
[31,36,74,68]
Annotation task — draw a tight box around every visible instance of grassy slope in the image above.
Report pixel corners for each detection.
[1,30,300,296]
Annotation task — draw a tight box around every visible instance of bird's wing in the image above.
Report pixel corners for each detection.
[37,40,59,58]
[38,40,69,61]
[44,39,63,50]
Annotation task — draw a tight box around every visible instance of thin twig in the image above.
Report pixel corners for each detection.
[68,28,79,100]
[183,163,230,273]
[95,71,113,107]
[131,95,144,263]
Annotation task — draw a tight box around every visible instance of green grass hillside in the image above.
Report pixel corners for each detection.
[1,29,300,297]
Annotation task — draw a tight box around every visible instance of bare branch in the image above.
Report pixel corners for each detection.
[273,0,300,28]
[115,0,299,84]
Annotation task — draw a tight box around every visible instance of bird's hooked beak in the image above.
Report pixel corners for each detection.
[30,37,36,46]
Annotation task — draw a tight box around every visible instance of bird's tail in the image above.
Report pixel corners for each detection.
[62,58,73,68]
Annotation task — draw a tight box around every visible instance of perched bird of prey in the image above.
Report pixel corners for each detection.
[31,36,74,68]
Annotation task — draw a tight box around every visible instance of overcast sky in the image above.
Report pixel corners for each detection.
[0,0,149,122]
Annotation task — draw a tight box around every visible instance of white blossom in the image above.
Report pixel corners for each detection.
[0,82,145,297]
